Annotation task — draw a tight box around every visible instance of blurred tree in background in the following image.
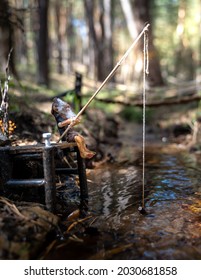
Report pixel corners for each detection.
[0,0,200,88]
[37,0,49,85]
[0,0,23,78]
[120,0,164,86]
[84,0,114,81]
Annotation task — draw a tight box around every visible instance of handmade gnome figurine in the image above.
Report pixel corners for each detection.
[51,97,96,159]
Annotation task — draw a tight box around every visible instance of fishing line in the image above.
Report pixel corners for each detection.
[139,29,149,213]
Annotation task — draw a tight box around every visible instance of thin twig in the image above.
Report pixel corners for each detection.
[0,197,27,220]
[66,215,93,233]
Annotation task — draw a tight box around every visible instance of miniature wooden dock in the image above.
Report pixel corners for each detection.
[0,142,88,213]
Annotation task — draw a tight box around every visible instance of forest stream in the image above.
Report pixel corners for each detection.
[0,0,201,263]
[1,107,201,260]
[42,135,201,260]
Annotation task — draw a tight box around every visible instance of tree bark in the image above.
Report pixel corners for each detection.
[84,0,114,81]
[66,1,75,73]
[119,0,138,40]
[37,0,49,86]
[0,0,19,78]
[103,0,114,76]
[84,0,100,79]
[55,2,63,74]
[132,0,164,86]
[120,0,164,87]
[174,0,196,80]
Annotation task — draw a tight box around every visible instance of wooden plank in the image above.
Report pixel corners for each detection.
[0,142,77,154]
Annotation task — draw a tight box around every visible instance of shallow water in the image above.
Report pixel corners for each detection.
[45,146,201,260]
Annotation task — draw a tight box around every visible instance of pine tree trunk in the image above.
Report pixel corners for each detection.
[132,0,164,86]
[0,0,19,78]
[55,2,63,74]
[37,0,49,86]
[84,0,114,81]
[103,0,114,77]
[66,2,75,73]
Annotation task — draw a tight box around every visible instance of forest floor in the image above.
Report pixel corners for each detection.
[1,79,201,259]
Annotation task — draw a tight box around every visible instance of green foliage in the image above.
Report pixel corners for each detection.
[195,101,201,120]
[63,91,81,113]
[80,89,123,114]
[92,100,117,114]
[151,0,200,78]
[119,106,154,123]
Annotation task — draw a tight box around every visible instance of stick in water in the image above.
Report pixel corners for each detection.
[57,23,150,143]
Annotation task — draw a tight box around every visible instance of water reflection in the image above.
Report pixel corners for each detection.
[88,166,141,218]
[45,147,201,260]
[86,148,201,259]
[146,153,195,206]
[89,152,195,216]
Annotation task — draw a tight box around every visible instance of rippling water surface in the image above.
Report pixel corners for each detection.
[46,146,201,260]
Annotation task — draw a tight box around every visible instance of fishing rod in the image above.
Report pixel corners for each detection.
[57,23,150,143]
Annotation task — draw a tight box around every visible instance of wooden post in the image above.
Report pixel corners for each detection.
[0,148,12,191]
[76,148,88,201]
[75,72,82,111]
[43,147,56,213]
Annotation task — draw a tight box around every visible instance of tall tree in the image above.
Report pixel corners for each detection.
[0,0,21,78]
[120,0,164,86]
[37,0,49,86]
[55,1,64,74]
[174,0,195,80]
[54,1,74,74]
[119,0,138,40]
[84,0,114,81]
[66,1,76,73]
[102,0,114,76]
[132,0,164,86]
